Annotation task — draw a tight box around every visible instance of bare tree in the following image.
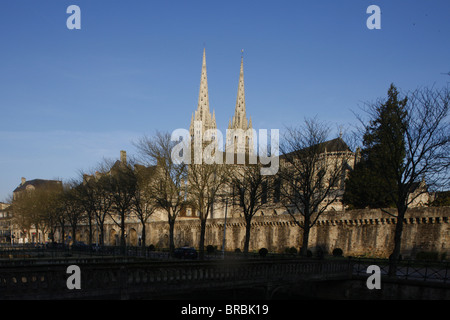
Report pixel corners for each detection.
[11,190,37,243]
[73,178,96,245]
[93,173,115,246]
[12,182,63,244]
[78,160,116,246]
[76,175,99,245]
[134,131,187,255]
[43,186,64,244]
[229,161,272,255]
[10,194,29,243]
[29,190,50,244]
[279,118,351,256]
[53,191,68,244]
[187,161,228,259]
[60,181,86,244]
[109,160,137,252]
[133,164,157,250]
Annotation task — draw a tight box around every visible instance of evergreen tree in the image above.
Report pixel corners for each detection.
[344,84,407,209]
[348,84,449,276]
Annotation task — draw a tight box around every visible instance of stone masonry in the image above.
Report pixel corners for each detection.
[143,206,449,259]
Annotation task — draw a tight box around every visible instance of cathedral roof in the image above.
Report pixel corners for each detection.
[281,137,352,160]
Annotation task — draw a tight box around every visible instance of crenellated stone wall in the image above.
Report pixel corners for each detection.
[144,206,450,259]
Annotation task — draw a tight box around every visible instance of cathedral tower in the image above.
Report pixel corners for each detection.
[190,48,218,163]
[190,48,217,139]
[226,52,255,157]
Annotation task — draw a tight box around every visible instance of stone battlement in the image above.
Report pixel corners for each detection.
[146,206,450,259]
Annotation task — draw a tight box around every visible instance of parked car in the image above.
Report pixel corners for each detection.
[46,242,67,250]
[174,246,198,259]
[71,241,90,251]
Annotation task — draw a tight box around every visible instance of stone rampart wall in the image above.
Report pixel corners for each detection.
[145,206,449,258]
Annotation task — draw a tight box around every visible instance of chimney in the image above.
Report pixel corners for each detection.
[21,177,26,186]
[120,150,127,164]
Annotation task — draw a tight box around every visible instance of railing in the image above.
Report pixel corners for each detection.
[0,258,352,299]
[2,245,449,283]
[352,258,450,284]
[2,247,449,299]
[0,244,323,260]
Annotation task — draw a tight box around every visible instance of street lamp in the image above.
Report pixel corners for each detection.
[222,198,228,259]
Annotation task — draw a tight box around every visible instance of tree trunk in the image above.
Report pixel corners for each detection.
[300,214,311,257]
[389,207,406,277]
[120,212,126,255]
[141,223,146,247]
[98,222,104,246]
[141,222,147,254]
[169,218,175,256]
[35,225,39,244]
[51,226,57,244]
[72,225,77,244]
[243,217,252,256]
[199,219,207,260]
[59,223,65,245]
[87,214,93,245]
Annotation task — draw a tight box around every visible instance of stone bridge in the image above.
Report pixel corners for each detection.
[0,257,352,300]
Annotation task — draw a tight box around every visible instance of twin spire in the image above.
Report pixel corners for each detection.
[190,48,216,137]
[229,54,252,131]
[189,48,253,145]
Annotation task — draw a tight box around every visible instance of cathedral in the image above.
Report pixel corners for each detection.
[182,49,356,220]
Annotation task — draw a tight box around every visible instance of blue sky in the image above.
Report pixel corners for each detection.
[0,0,449,201]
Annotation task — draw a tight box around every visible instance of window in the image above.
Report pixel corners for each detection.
[273,178,281,203]
[261,181,268,204]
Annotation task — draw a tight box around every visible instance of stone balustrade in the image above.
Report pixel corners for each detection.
[0,258,352,299]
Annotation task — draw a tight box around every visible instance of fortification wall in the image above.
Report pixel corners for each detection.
[145,206,450,258]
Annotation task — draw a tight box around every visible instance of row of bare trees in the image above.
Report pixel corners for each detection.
[11,120,347,259]
[11,162,156,252]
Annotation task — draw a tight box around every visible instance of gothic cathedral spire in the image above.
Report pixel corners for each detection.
[229,55,247,130]
[227,52,254,156]
[190,48,216,138]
